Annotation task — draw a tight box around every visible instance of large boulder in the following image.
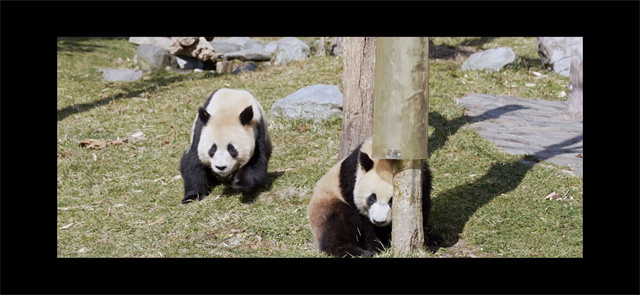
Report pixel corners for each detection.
[269,84,343,122]
[271,37,310,66]
[223,49,271,62]
[536,37,583,77]
[135,44,177,71]
[461,47,516,72]
[209,41,241,53]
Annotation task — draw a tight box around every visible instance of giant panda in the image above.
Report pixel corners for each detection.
[179,88,272,204]
[307,136,443,257]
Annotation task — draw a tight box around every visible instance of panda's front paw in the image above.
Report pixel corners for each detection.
[360,250,375,257]
[181,193,204,204]
[181,196,196,204]
[232,169,264,194]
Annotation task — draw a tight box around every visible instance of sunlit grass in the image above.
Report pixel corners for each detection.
[57,37,581,258]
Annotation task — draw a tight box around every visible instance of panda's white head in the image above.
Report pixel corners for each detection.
[195,89,261,177]
[353,137,394,227]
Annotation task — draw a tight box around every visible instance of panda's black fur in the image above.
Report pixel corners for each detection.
[308,137,442,257]
[179,88,272,204]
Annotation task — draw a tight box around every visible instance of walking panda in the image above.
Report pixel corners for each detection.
[307,136,442,257]
[179,88,272,204]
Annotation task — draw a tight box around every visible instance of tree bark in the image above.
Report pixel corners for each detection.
[315,37,326,56]
[372,37,430,255]
[391,160,425,254]
[337,37,377,160]
[567,58,583,121]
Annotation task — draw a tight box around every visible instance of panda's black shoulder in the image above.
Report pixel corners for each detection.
[338,143,363,207]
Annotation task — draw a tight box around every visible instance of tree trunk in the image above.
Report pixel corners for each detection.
[337,37,377,160]
[391,160,425,254]
[371,37,430,255]
[567,58,583,121]
[315,37,326,56]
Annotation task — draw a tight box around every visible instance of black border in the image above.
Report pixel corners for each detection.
[3,1,640,294]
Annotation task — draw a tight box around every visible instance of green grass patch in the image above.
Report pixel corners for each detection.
[58,37,581,258]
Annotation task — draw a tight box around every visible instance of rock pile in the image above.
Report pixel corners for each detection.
[100,37,319,82]
[132,36,312,74]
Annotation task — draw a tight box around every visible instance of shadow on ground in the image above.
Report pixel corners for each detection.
[57,37,128,54]
[426,106,581,252]
[57,72,217,121]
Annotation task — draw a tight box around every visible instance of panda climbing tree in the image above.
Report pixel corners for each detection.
[312,37,443,257]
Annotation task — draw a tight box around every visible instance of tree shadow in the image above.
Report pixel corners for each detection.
[427,104,529,157]
[427,106,582,251]
[57,72,217,121]
[463,37,497,48]
[429,37,496,61]
[57,37,127,54]
[429,45,476,60]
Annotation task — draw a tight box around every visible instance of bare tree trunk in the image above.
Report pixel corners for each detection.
[337,37,377,160]
[391,160,425,254]
[372,37,430,255]
[567,58,583,121]
[315,37,326,57]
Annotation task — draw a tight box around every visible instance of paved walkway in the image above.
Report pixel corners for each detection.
[456,94,583,176]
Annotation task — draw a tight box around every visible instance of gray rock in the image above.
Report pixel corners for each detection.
[217,37,254,47]
[264,41,278,55]
[129,37,175,51]
[224,49,272,61]
[536,37,583,77]
[98,68,144,82]
[243,40,265,51]
[270,84,343,122]
[210,41,241,53]
[216,61,237,74]
[461,47,516,72]
[271,37,310,66]
[136,44,177,71]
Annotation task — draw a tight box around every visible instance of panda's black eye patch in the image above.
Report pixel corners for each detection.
[227,144,238,158]
[367,194,377,206]
[359,152,374,172]
[208,144,217,157]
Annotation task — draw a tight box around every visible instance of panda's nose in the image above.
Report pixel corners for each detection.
[215,166,227,171]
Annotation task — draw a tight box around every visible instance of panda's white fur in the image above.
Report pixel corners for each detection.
[179,88,272,204]
[352,139,393,226]
[196,89,264,175]
[307,136,442,257]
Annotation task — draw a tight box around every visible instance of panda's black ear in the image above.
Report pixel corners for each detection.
[359,151,374,172]
[198,107,211,123]
[239,105,253,126]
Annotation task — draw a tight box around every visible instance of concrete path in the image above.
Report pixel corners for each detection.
[456,94,583,176]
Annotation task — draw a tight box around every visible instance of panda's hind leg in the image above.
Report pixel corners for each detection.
[315,200,373,258]
[426,232,445,246]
